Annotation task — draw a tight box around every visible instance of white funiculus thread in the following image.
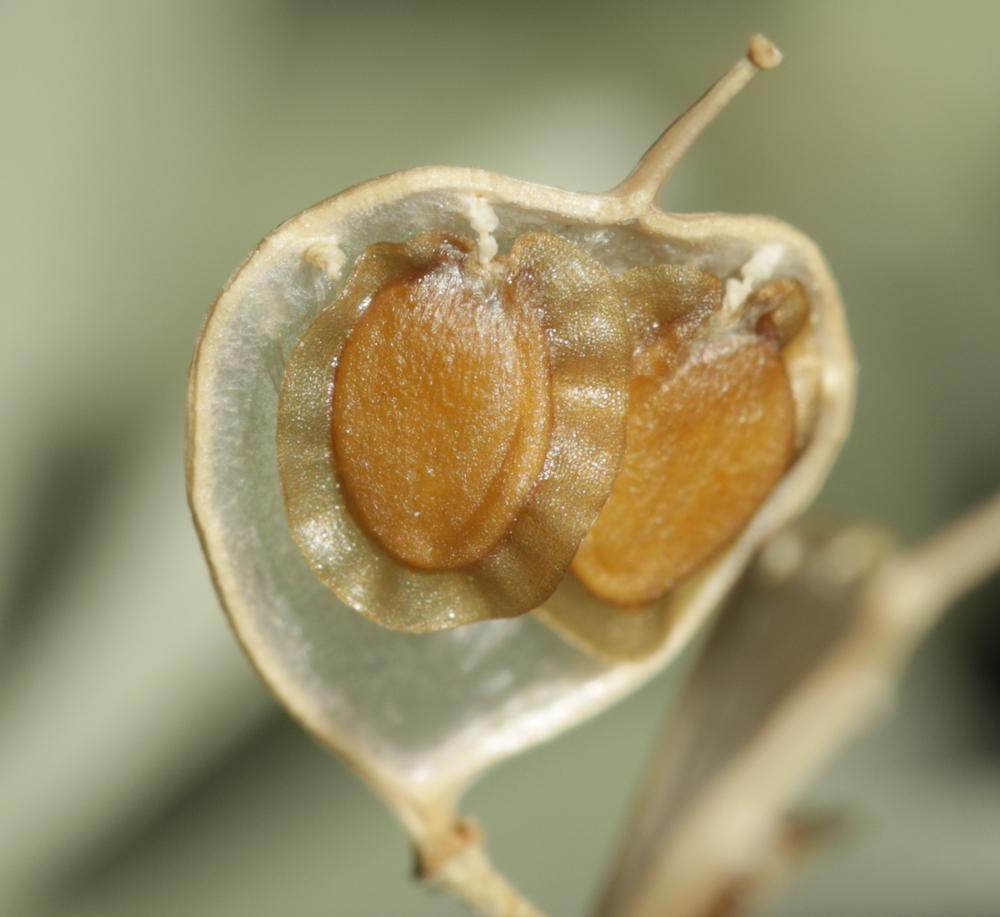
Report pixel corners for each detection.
[463,195,500,267]
[304,238,347,280]
[723,243,785,315]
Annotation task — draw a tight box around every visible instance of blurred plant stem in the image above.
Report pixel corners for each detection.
[595,490,1000,917]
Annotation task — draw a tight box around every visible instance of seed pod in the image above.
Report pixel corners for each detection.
[186,35,853,844]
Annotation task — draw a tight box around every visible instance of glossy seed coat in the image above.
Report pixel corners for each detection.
[333,238,552,570]
[572,325,796,606]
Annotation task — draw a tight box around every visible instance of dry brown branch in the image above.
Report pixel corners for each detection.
[595,490,1000,917]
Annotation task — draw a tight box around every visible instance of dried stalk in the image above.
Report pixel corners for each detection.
[596,489,1000,917]
[415,816,542,916]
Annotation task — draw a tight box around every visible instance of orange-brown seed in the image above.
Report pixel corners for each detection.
[572,325,796,607]
[332,251,552,571]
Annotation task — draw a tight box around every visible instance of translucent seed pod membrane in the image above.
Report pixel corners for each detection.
[277,231,631,632]
[187,36,852,815]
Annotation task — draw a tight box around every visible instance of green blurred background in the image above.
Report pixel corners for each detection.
[2,1,998,915]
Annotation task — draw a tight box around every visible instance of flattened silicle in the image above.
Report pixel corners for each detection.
[187,40,854,858]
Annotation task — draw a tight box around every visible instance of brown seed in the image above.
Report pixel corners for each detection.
[572,325,796,607]
[276,229,631,630]
[332,241,552,570]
